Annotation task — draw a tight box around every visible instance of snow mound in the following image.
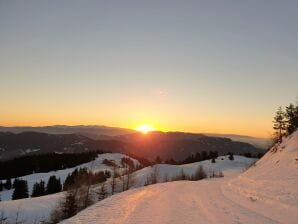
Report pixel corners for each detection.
[243,130,298,181]
[223,130,298,223]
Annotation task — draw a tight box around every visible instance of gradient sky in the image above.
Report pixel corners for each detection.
[1,0,298,137]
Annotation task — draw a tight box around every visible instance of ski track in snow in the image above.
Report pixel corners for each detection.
[61,179,279,224]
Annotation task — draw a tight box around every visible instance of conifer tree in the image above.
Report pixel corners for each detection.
[273,106,287,142]
[12,180,29,200]
[31,182,39,197]
[12,178,19,188]
[193,165,207,180]
[285,103,298,134]
[4,179,11,190]
[201,151,208,160]
[39,180,46,195]
[46,176,62,194]
[61,189,78,219]
[31,180,46,197]
[63,169,78,191]
[228,152,234,160]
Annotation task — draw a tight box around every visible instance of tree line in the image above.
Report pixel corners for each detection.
[273,101,298,143]
[159,151,241,165]
[0,151,103,179]
[0,168,110,201]
[49,157,137,223]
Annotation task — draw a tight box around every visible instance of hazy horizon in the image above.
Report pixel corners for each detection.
[1,1,298,138]
[0,124,271,139]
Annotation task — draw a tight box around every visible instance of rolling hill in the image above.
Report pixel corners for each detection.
[0,131,263,161]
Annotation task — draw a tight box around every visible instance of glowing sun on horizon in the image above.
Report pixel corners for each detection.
[136,124,155,134]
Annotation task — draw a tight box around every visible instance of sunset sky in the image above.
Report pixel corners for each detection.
[1,1,298,137]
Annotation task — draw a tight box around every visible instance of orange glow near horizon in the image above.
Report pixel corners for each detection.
[0,118,272,138]
[135,124,156,134]
[0,111,272,138]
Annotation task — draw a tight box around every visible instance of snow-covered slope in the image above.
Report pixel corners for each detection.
[130,155,254,187]
[61,131,298,224]
[222,130,298,223]
[0,153,139,223]
[61,180,278,224]
[0,153,139,201]
[0,153,139,222]
[0,155,255,223]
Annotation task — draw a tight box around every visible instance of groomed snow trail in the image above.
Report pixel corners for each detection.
[61,179,279,224]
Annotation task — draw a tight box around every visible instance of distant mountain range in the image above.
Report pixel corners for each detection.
[205,133,271,149]
[0,125,135,138]
[0,125,271,148]
[0,126,265,161]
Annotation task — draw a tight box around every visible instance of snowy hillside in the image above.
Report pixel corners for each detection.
[222,130,298,223]
[130,155,255,187]
[0,153,140,201]
[0,153,139,222]
[61,131,298,224]
[61,180,278,224]
[0,155,255,223]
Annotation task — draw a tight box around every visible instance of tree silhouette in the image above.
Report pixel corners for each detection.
[46,176,62,194]
[12,180,29,200]
[228,152,234,160]
[4,179,11,190]
[31,180,46,197]
[285,103,298,135]
[273,106,287,142]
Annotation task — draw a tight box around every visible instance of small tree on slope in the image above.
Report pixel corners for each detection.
[228,152,234,160]
[192,165,207,180]
[285,103,298,135]
[97,184,108,201]
[273,106,287,143]
[31,180,46,197]
[111,165,117,195]
[12,180,29,200]
[46,176,62,194]
[62,190,78,218]
[4,179,11,190]
[50,189,79,223]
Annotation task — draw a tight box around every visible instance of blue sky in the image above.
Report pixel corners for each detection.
[0,0,298,137]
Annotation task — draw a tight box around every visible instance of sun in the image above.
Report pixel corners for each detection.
[136,124,155,134]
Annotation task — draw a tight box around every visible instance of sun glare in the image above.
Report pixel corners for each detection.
[136,124,155,134]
